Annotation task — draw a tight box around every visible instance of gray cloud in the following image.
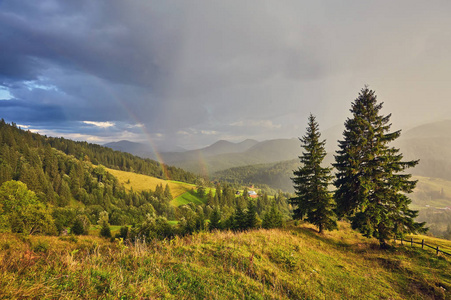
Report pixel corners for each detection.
[1,0,451,148]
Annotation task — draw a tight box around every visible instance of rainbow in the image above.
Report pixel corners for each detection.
[88,76,171,179]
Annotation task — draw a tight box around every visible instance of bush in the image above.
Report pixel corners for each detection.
[71,215,90,235]
[100,221,112,238]
[33,240,50,253]
[115,226,129,240]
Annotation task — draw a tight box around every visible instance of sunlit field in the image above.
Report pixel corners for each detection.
[106,167,196,198]
[1,222,449,299]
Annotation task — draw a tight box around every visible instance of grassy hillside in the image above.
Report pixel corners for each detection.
[106,167,196,198]
[0,223,449,299]
[411,176,451,209]
[105,167,207,208]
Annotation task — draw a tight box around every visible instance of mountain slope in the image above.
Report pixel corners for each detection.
[164,138,300,174]
[213,159,300,192]
[104,140,186,157]
[1,223,449,299]
[0,120,198,226]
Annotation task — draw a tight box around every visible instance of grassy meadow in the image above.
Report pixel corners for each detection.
[170,190,206,206]
[1,222,450,299]
[411,176,451,209]
[106,167,195,197]
[106,167,219,207]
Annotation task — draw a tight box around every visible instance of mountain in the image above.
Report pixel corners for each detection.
[402,119,451,139]
[213,159,299,192]
[213,120,451,189]
[104,140,150,157]
[0,120,201,230]
[161,138,299,175]
[104,140,186,158]
[394,119,451,180]
[107,119,451,185]
[201,139,259,156]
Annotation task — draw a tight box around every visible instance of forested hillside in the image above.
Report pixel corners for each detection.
[0,120,197,184]
[0,120,291,238]
[213,159,299,192]
[156,138,300,175]
[0,120,183,229]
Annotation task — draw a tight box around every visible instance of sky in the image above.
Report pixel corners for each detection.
[1,1,451,150]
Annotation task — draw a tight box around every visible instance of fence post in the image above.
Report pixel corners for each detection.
[422,239,424,249]
[436,246,439,256]
[411,238,413,247]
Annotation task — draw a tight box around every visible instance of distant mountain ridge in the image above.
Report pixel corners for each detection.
[106,138,301,174]
[105,119,451,184]
[214,119,451,192]
[161,138,300,175]
[104,140,186,157]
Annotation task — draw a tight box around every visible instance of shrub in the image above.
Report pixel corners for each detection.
[33,240,50,253]
[100,221,112,238]
[71,215,90,235]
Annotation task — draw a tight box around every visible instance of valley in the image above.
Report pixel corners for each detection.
[1,118,451,299]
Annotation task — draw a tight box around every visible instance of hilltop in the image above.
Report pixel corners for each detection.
[0,222,449,299]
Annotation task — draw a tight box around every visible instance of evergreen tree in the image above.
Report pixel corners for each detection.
[206,190,214,206]
[209,206,221,231]
[290,114,337,233]
[233,204,247,231]
[333,87,426,247]
[164,183,173,201]
[262,202,283,229]
[246,199,258,229]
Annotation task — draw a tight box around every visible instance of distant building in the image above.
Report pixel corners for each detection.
[248,190,258,198]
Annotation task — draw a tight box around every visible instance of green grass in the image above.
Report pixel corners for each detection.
[403,234,451,255]
[171,191,206,207]
[411,175,451,209]
[0,223,449,299]
[105,167,196,198]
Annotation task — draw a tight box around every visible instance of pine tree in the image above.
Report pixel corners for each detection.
[164,183,173,201]
[233,204,246,231]
[290,114,337,233]
[262,202,283,229]
[246,199,258,229]
[209,206,221,231]
[333,87,426,247]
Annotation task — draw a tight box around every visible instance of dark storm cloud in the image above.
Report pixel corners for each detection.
[0,100,66,123]
[1,0,451,148]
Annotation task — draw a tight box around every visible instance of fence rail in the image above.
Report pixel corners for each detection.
[393,237,451,257]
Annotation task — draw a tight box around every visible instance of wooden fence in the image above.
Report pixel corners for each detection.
[394,237,451,257]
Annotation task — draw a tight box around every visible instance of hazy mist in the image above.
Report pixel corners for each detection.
[1,1,451,149]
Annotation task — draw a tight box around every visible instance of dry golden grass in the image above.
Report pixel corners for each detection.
[106,167,195,198]
[1,223,449,299]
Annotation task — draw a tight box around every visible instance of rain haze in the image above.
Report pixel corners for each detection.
[1,0,451,150]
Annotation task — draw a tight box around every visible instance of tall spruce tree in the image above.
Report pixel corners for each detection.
[246,199,258,229]
[290,114,337,233]
[333,87,426,247]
